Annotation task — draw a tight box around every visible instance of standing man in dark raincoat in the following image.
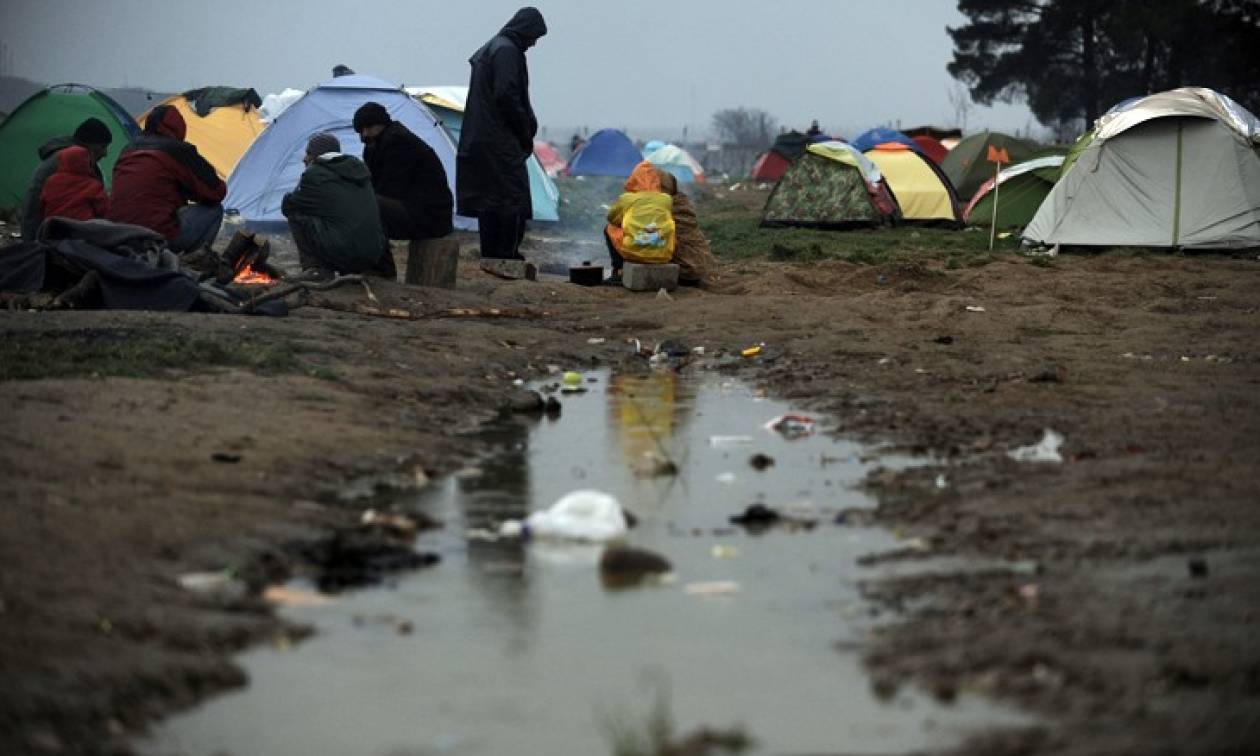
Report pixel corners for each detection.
[457,7,547,261]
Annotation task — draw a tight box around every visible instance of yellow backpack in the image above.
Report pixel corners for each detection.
[617,191,676,264]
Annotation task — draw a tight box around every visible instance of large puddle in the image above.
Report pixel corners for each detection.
[142,368,1028,755]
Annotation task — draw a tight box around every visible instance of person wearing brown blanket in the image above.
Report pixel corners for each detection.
[655,169,714,286]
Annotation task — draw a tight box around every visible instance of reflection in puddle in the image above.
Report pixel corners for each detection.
[142,370,1029,755]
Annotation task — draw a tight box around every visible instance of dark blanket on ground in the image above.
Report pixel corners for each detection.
[1,218,286,315]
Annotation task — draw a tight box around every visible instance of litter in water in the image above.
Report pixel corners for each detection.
[499,489,628,542]
[1007,429,1066,463]
[765,413,816,439]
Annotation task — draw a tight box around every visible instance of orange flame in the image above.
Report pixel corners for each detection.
[233,263,277,285]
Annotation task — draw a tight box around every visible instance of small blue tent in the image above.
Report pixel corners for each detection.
[226,74,472,229]
[567,129,642,177]
[850,127,919,153]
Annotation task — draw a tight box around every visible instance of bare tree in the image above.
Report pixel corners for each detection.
[711,107,778,147]
[947,82,974,132]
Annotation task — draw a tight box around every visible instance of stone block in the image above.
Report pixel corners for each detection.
[479,258,537,281]
[622,262,679,292]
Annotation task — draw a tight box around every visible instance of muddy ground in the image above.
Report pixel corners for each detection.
[2,195,1258,754]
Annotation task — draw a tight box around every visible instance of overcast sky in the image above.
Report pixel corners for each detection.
[3,0,1040,140]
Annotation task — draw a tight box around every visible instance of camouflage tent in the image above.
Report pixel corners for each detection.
[761,142,899,228]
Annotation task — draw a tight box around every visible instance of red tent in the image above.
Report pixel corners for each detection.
[912,135,948,164]
[750,150,791,181]
[533,140,567,177]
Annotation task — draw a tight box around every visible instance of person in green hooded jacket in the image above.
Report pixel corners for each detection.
[281,132,393,280]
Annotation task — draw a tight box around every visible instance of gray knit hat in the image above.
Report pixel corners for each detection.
[306,131,340,157]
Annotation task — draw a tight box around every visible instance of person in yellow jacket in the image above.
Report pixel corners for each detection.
[603,161,676,283]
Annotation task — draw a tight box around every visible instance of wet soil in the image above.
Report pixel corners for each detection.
[2,232,1259,753]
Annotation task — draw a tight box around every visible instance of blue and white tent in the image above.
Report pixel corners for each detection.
[567,129,643,177]
[226,74,472,229]
[408,85,560,222]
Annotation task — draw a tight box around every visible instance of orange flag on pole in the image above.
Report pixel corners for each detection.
[987,145,1011,165]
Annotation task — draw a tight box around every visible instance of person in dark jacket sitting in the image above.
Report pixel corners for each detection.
[108,105,226,253]
[457,7,547,261]
[281,132,390,281]
[20,117,113,240]
[353,102,453,245]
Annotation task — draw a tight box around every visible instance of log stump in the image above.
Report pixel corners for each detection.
[404,238,460,289]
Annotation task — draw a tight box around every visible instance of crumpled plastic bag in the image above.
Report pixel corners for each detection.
[1007,429,1065,463]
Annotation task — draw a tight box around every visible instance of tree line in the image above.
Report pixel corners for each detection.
[949,0,1260,131]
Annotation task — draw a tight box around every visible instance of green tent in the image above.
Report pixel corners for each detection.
[0,84,140,211]
[761,142,899,228]
[940,130,1039,200]
[963,154,1065,228]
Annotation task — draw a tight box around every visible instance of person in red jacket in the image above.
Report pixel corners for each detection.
[109,104,226,252]
[39,145,110,224]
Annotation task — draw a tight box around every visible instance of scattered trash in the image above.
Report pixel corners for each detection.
[692,346,706,356]
[877,357,892,365]
[211,452,242,464]
[361,509,437,538]
[741,345,762,358]
[710,544,740,559]
[498,490,628,542]
[1018,584,1040,602]
[876,274,889,285]
[1188,557,1209,578]
[715,472,737,484]
[656,288,673,301]
[765,413,816,439]
[563,371,583,386]
[684,580,740,597]
[263,585,335,607]
[176,571,247,602]
[600,545,673,588]
[934,474,948,490]
[749,453,776,471]
[730,504,781,527]
[1007,429,1065,463]
[965,305,986,313]
[709,435,755,447]
[586,337,606,345]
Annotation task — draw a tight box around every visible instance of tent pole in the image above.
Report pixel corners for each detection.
[988,161,1001,251]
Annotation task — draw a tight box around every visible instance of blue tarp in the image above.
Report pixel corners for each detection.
[850,127,919,153]
[225,75,473,230]
[567,129,643,177]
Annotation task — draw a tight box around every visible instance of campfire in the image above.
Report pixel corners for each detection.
[219,231,283,286]
[232,262,277,285]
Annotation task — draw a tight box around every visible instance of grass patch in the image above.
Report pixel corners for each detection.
[699,213,1018,267]
[0,328,301,381]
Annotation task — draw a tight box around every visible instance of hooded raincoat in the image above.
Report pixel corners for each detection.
[606,162,676,264]
[281,154,387,274]
[40,145,110,223]
[456,7,547,218]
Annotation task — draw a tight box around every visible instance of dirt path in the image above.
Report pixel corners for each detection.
[2,249,1258,754]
